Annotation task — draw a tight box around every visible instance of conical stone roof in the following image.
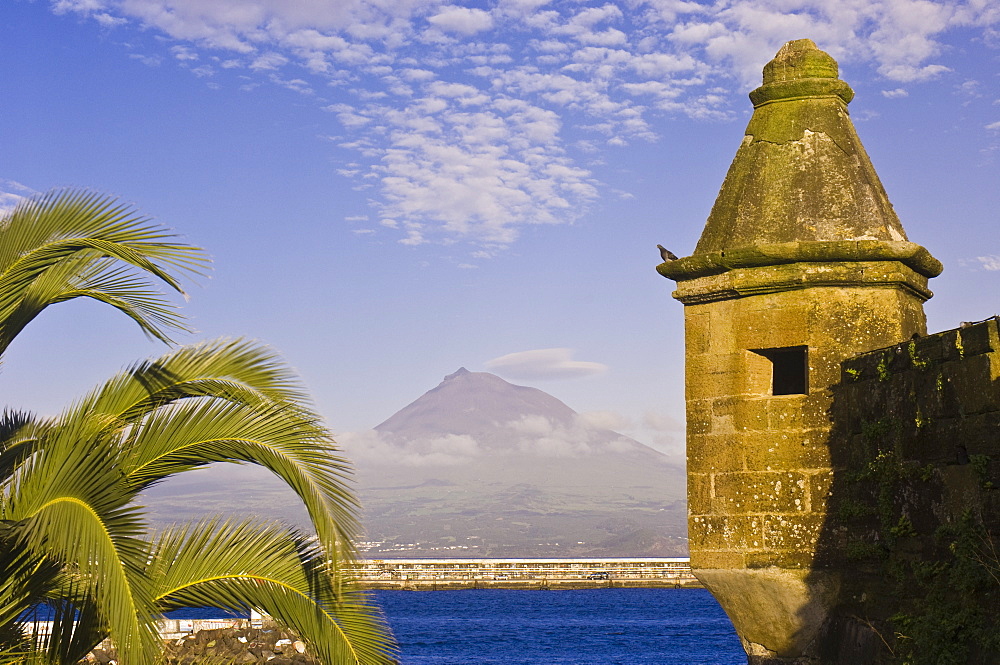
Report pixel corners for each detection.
[698,39,906,251]
[659,39,941,285]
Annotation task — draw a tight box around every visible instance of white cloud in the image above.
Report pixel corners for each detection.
[339,429,483,467]
[350,93,596,245]
[975,255,1000,271]
[52,0,107,14]
[986,121,1000,132]
[250,51,289,71]
[128,52,162,66]
[0,180,39,214]
[880,63,950,82]
[501,412,646,457]
[170,45,198,61]
[427,7,494,35]
[643,410,684,432]
[578,410,632,432]
[93,12,127,26]
[505,415,594,457]
[485,348,608,380]
[881,88,909,98]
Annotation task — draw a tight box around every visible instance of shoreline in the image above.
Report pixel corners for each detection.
[363,578,704,591]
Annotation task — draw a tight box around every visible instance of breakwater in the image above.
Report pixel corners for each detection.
[358,557,700,590]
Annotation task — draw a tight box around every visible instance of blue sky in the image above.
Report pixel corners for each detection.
[2,0,999,462]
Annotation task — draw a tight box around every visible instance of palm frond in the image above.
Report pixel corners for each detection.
[0,410,43,481]
[149,519,397,665]
[35,591,105,665]
[71,338,311,424]
[58,339,361,561]
[0,419,159,665]
[1,254,189,350]
[0,189,207,356]
[121,398,359,557]
[0,521,61,637]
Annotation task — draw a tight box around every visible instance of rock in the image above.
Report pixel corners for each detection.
[148,625,320,665]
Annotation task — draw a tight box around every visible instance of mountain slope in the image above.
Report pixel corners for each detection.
[351,368,687,557]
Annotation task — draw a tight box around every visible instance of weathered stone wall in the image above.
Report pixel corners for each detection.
[677,275,927,662]
[814,319,1000,664]
[684,282,927,572]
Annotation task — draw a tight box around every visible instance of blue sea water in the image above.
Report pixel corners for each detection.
[373,588,746,665]
[148,588,748,664]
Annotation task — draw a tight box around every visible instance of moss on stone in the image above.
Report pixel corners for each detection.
[671,38,932,258]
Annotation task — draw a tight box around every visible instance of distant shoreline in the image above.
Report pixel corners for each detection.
[363,579,704,590]
[356,556,699,590]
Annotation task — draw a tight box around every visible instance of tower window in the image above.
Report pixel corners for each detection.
[752,346,808,395]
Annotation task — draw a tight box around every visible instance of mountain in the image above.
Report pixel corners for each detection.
[141,368,688,558]
[348,368,687,557]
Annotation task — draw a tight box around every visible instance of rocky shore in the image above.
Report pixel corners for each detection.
[83,626,319,664]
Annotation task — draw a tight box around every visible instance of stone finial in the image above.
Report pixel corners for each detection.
[749,39,854,107]
[763,39,837,81]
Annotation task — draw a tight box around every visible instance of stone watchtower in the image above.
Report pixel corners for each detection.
[658,40,942,662]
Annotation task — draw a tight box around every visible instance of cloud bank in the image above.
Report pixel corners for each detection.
[44,0,1000,249]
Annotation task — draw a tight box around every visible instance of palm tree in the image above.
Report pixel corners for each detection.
[0,190,396,664]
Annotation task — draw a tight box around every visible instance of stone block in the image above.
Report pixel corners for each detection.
[944,354,997,415]
[714,471,811,514]
[926,370,962,419]
[686,356,745,400]
[686,401,713,435]
[763,514,825,551]
[743,429,831,471]
[734,309,811,351]
[690,550,747,570]
[958,321,995,357]
[711,396,739,417]
[799,393,833,428]
[688,435,745,473]
[938,330,965,362]
[911,334,947,363]
[744,549,817,569]
[808,470,834,512]
[743,351,775,395]
[708,397,739,434]
[689,514,762,549]
[840,354,870,382]
[685,312,711,354]
[732,399,770,432]
[960,411,1000,458]
[688,473,713,515]
[767,396,809,430]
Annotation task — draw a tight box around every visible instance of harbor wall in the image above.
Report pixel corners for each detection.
[812,319,1000,664]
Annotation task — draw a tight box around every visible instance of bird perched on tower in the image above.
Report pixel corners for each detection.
[658,245,678,262]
